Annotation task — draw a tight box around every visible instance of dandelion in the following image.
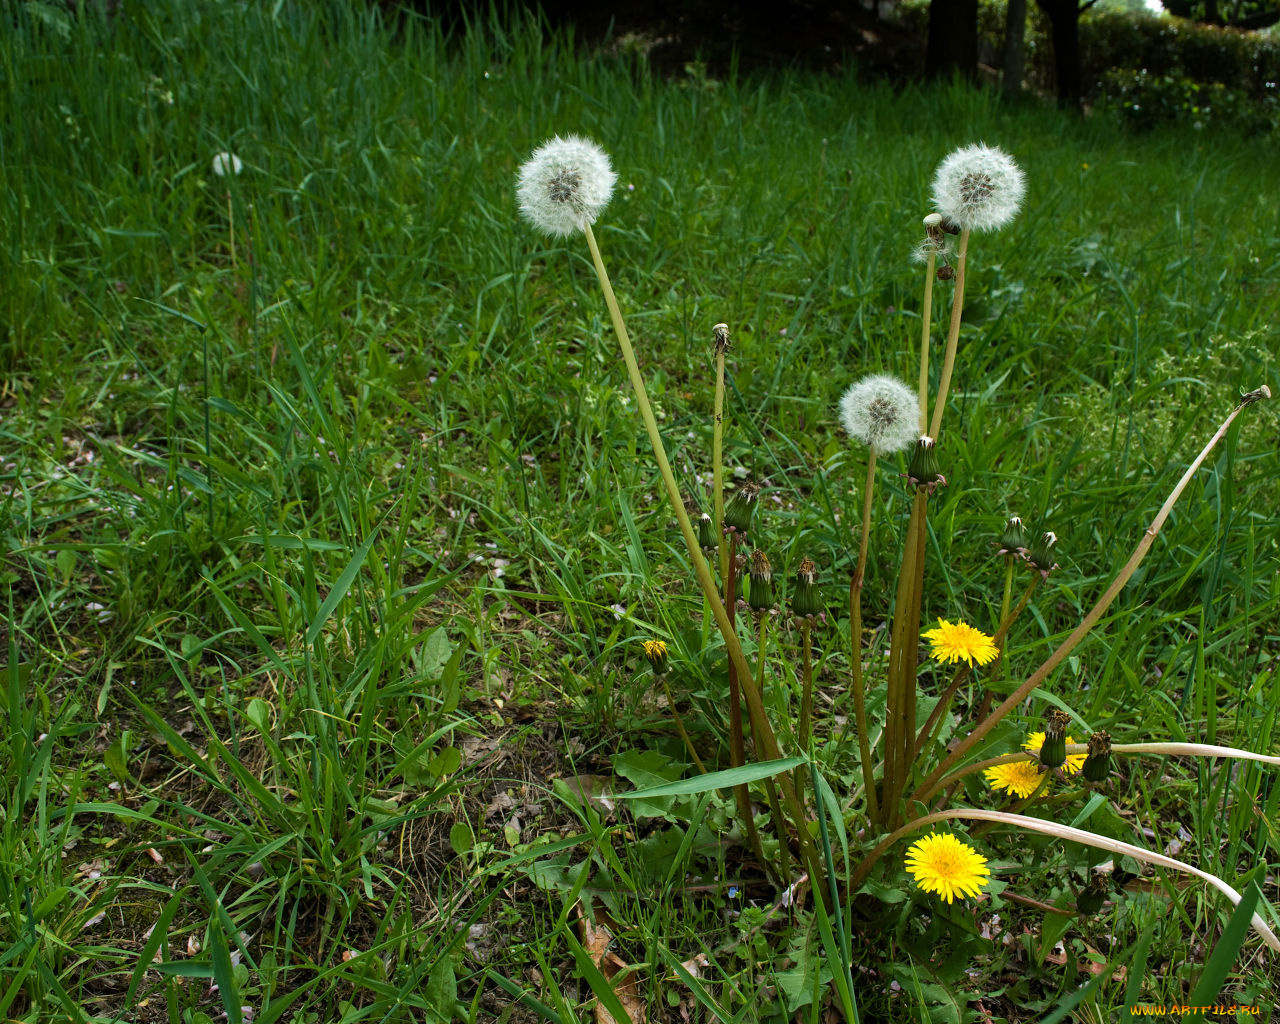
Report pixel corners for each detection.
[922,619,998,667]
[905,833,991,903]
[1024,730,1087,774]
[516,134,617,238]
[931,144,1025,233]
[642,638,669,673]
[211,151,242,177]
[984,758,1045,799]
[838,374,920,455]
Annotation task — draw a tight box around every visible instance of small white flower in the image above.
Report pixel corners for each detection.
[516,134,617,237]
[931,144,1025,233]
[211,151,243,177]
[838,374,920,454]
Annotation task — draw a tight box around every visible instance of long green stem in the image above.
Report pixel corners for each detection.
[583,223,756,715]
[661,679,706,774]
[918,252,935,434]
[909,387,1270,807]
[850,454,878,822]
[581,224,823,886]
[758,613,793,882]
[713,336,729,586]
[928,227,970,441]
[882,490,928,825]
[799,621,814,755]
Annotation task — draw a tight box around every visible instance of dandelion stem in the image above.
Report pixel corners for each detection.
[928,227,970,441]
[581,224,822,885]
[909,387,1270,807]
[918,252,935,435]
[758,613,793,882]
[661,679,707,774]
[849,453,879,820]
[799,621,814,754]
[713,340,729,586]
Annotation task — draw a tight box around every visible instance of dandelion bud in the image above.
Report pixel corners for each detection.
[931,144,1026,233]
[838,374,920,455]
[747,550,775,612]
[923,213,944,229]
[936,265,955,281]
[1027,531,1058,576]
[642,639,669,675]
[516,135,617,238]
[1082,731,1112,783]
[712,322,731,354]
[698,512,717,552]
[1038,710,1070,770]
[999,516,1029,556]
[907,436,944,489]
[1076,874,1109,916]
[791,556,823,621]
[723,483,759,538]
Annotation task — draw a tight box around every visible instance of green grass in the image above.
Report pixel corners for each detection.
[2,1,1279,1022]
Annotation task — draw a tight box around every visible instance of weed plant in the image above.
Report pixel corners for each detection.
[1,2,1278,1022]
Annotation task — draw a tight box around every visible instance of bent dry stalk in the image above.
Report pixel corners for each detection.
[910,385,1271,808]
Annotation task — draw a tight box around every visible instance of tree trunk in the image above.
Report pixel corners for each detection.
[1002,0,1028,97]
[1036,0,1083,109]
[926,0,979,80]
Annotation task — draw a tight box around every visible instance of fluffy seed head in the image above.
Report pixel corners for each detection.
[211,151,242,177]
[516,134,617,237]
[838,374,920,454]
[931,144,1025,233]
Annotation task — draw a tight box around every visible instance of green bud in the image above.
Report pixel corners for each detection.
[747,550,774,612]
[790,556,823,621]
[999,515,1029,555]
[723,483,759,538]
[1082,731,1112,783]
[1028,531,1058,575]
[1076,874,1108,916]
[1039,709,1070,770]
[907,436,944,489]
[697,513,717,552]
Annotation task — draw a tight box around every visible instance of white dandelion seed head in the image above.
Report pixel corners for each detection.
[931,144,1025,233]
[838,374,920,454]
[211,151,243,177]
[516,134,617,238]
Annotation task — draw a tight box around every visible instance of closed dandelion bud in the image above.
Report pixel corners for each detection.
[698,512,717,552]
[1039,710,1070,770]
[747,550,775,612]
[1082,730,1112,783]
[936,264,956,281]
[1028,531,1058,575]
[907,436,945,489]
[999,515,1029,556]
[723,483,759,538]
[791,556,823,621]
[712,322,731,354]
[642,639,669,675]
[1076,874,1109,916]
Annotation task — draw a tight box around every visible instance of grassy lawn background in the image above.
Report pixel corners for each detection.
[2,2,1279,1021]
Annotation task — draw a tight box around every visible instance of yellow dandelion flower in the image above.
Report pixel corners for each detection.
[905,833,990,904]
[642,639,669,673]
[922,619,998,667]
[1024,731,1087,774]
[984,758,1046,798]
